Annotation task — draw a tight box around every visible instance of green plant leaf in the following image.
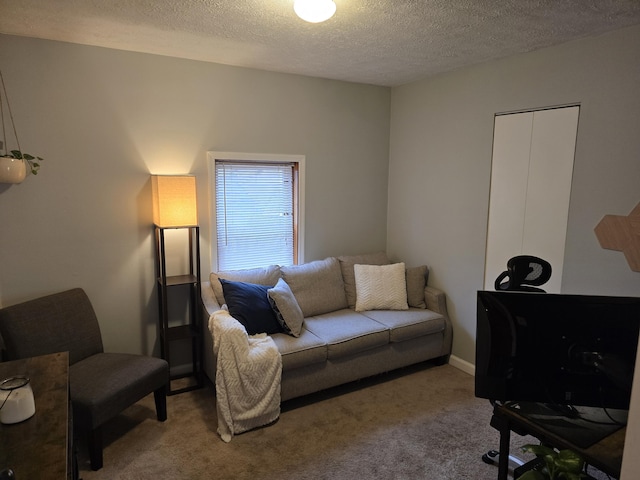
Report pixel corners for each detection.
[522,445,557,458]
[558,473,586,480]
[6,150,44,175]
[522,444,556,478]
[555,449,584,474]
[521,445,586,480]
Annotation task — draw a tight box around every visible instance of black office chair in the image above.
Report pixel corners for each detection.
[494,255,552,292]
[483,256,552,475]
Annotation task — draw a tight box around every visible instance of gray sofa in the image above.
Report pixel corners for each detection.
[201,252,453,401]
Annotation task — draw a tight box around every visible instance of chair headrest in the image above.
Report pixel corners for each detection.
[494,255,552,292]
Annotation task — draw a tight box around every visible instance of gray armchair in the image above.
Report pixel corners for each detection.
[0,288,169,471]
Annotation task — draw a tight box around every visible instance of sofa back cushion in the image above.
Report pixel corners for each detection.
[281,257,348,317]
[210,265,281,305]
[338,252,390,308]
[405,265,429,309]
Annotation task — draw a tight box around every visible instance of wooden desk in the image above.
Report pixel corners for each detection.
[0,352,70,479]
[491,401,626,480]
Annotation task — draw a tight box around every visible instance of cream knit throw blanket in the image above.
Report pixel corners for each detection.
[209,309,282,442]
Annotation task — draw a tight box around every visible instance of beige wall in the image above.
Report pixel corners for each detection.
[0,34,391,356]
[388,24,640,367]
[388,24,640,478]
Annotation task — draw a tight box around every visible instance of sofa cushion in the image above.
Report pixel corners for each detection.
[219,279,283,335]
[360,309,445,343]
[304,309,389,360]
[268,278,304,337]
[211,265,281,306]
[354,263,409,312]
[338,252,390,308]
[281,257,348,317]
[270,329,327,371]
[406,265,428,309]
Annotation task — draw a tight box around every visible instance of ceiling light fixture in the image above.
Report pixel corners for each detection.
[294,0,336,23]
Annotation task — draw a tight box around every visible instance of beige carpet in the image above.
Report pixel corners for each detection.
[76,363,607,479]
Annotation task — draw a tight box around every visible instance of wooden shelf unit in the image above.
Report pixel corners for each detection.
[154,225,204,395]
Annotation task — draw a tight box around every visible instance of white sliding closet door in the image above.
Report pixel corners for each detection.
[484,106,579,293]
[484,112,533,285]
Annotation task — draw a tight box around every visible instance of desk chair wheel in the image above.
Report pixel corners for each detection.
[482,449,525,468]
[482,449,500,465]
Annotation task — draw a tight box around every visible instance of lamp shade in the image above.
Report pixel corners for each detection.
[151,175,198,227]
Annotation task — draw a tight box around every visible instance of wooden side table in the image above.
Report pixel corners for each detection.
[0,352,73,479]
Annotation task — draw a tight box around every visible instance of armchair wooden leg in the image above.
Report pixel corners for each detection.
[88,427,103,471]
[154,385,167,422]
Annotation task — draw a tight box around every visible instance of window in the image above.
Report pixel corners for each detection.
[208,152,305,271]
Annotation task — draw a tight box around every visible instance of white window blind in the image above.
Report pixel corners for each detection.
[215,160,295,270]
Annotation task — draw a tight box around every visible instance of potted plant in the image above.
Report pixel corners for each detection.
[0,70,44,184]
[5,150,43,174]
[0,149,43,184]
[518,444,587,480]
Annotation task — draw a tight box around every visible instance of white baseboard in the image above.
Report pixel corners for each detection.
[448,355,475,376]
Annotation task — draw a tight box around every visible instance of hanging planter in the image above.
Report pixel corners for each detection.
[0,69,44,184]
[0,155,27,184]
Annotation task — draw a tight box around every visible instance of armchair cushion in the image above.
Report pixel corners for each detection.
[70,353,168,428]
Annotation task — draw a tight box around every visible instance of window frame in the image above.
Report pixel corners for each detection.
[207,151,305,272]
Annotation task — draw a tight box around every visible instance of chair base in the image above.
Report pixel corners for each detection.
[86,386,168,471]
[154,385,168,422]
[88,427,103,471]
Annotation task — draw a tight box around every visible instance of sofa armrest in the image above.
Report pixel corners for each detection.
[424,285,453,358]
[424,286,447,316]
[201,281,222,316]
[201,281,223,384]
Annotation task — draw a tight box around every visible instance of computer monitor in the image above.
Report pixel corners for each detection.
[475,290,640,410]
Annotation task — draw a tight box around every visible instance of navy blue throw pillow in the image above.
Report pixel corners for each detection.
[219,279,283,335]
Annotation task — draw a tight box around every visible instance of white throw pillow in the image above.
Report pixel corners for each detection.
[354,263,409,312]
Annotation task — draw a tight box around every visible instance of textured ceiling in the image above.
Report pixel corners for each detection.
[2,0,640,86]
